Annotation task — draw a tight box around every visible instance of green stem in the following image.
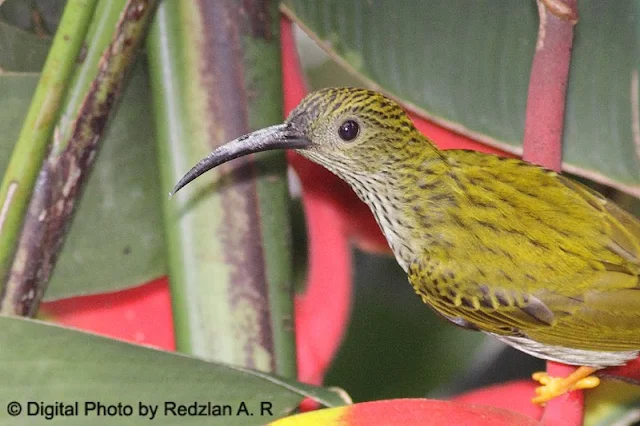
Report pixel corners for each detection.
[0,0,97,287]
[147,0,296,377]
[0,0,158,316]
[53,0,122,153]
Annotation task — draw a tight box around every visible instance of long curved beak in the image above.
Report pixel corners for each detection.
[170,123,310,196]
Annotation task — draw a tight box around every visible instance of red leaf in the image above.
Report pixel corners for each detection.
[452,380,543,419]
[270,398,541,426]
[344,399,541,426]
[40,277,175,350]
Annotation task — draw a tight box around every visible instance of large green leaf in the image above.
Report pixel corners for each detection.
[0,315,346,425]
[0,0,65,34]
[0,21,50,72]
[0,0,64,72]
[0,70,166,301]
[283,0,640,196]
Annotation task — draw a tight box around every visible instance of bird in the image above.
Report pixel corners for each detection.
[171,87,640,404]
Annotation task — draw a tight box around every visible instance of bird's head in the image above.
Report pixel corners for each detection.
[170,87,427,196]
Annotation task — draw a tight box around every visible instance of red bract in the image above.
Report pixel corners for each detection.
[341,399,542,426]
[452,380,542,419]
[40,277,175,350]
[270,398,542,426]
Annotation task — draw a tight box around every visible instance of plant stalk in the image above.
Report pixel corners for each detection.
[147,0,296,377]
[0,0,97,293]
[0,0,158,316]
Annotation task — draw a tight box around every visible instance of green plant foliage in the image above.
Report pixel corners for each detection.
[284,0,640,195]
[0,315,347,425]
[0,70,166,301]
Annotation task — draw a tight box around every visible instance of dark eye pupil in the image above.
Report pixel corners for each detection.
[338,120,359,141]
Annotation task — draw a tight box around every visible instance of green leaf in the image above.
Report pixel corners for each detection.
[0,21,51,72]
[584,380,640,426]
[0,69,166,301]
[0,0,65,35]
[0,315,347,425]
[283,0,640,196]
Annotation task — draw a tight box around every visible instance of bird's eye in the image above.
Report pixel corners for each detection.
[338,120,360,141]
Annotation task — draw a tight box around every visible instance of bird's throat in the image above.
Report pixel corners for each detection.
[342,156,452,271]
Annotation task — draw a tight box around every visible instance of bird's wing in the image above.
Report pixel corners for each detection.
[407,256,563,336]
[556,175,640,270]
[534,177,640,349]
[412,151,640,350]
[408,252,640,350]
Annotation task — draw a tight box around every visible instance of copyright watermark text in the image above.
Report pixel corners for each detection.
[6,400,273,420]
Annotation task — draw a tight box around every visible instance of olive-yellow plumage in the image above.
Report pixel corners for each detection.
[171,87,640,402]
